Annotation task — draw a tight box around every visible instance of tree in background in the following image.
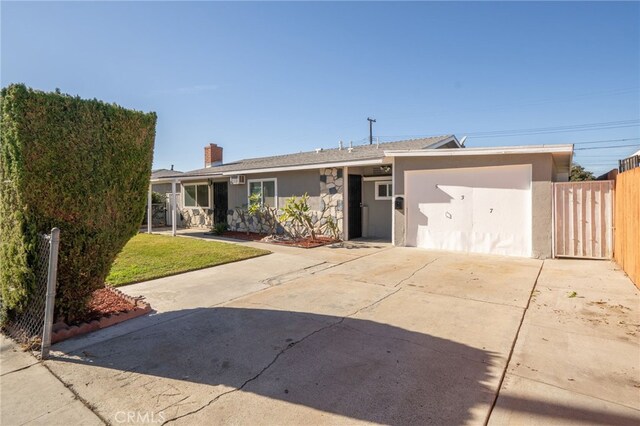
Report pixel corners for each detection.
[0,84,156,322]
[570,162,595,181]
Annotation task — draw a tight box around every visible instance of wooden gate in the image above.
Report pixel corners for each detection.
[553,181,614,259]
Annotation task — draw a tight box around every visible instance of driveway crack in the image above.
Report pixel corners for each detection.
[484,259,545,425]
[394,257,440,287]
[162,287,402,425]
[0,361,39,377]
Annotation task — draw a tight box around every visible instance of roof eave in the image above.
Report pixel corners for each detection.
[385,144,574,157]
[219,158,386,175]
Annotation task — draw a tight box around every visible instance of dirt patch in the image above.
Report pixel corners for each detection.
[587,300,632,315]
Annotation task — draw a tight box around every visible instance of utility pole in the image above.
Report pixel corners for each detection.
[367,117,376,145]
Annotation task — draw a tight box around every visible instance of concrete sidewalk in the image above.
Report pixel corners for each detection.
[0,335,103,425]
[490,259,640,425]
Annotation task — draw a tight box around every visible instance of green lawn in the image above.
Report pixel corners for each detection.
[106,233,270,287]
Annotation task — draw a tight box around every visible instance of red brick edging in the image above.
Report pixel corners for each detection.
[51,287,152,344]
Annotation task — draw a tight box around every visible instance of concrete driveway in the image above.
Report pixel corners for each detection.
[44,237,639,425]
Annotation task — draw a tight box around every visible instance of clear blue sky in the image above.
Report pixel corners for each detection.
[2,1,639,175]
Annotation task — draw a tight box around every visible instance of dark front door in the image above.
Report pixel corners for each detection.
[213,181,228,224]
[348,174,362,239]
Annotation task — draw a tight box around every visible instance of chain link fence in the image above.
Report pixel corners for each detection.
[1,228,60,358]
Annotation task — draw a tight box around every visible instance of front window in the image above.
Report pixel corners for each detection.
[375,181,393,200]
[248,179,277,207]
[184,184,210,208]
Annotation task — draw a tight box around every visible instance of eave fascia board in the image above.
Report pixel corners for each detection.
[150,175,223,184]
[384,144,574,157]
[219,158,385,176]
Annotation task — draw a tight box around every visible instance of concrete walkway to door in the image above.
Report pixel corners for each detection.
[6,232,637,425]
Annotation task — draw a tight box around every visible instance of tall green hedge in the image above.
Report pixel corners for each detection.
[0,84,156,322]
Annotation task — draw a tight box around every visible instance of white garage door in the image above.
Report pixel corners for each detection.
[405,164,532,257]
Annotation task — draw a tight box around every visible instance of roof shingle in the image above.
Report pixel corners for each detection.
[172,135,453,178]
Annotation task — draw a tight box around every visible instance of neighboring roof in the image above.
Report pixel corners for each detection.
[159,135,456,180]
[151,168,183,179]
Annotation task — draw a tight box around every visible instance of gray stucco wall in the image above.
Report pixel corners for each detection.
[227,169,321,210]
[363,180,392,240]
[392,153,555,259]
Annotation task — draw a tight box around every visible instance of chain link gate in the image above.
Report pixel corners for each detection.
[1,228,60,359]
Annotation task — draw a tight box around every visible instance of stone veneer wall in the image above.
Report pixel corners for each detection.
[227,168,344,239]
[180,207,214,228]
[317,167,344,236]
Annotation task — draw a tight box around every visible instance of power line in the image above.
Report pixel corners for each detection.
[575,155,636,158]
[574,143,640,150]
[376,120,640,141]
[466,119,639,136]
[563,137,640,145]
[465,121,640,138]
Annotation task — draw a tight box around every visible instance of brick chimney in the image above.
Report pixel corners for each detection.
[204,143,223,167]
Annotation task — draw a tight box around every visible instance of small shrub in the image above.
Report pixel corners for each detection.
[279,193,316,241]
[151,192,166,204]
[322,216,341,240]
[212,222,229,236]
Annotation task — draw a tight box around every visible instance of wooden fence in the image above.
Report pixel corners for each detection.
[553,181,614,259]
[614,167,640,287]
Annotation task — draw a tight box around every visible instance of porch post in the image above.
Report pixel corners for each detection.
[147,183,152,234]
[171,179,177,237]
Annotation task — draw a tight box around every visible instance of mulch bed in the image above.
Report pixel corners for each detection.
[219,231,269,241]
[51,287,151,344]
[216,231,338,248]
[81,288,137,323]
[266,235,339,248]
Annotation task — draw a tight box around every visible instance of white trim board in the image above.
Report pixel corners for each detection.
[385,144,573,157]
[221,158,385,176]
[153,159,386,182]
[363,176,392,182]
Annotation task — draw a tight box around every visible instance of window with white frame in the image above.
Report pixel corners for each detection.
[183,184,210,208]
[375,181,393,200]
[248,179,277,208]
